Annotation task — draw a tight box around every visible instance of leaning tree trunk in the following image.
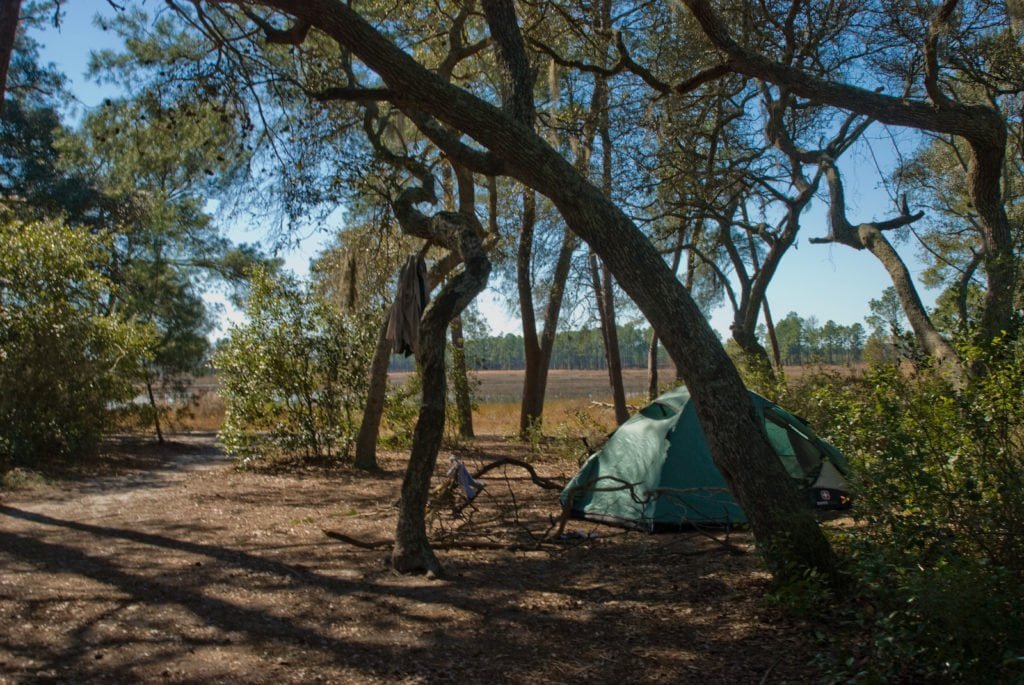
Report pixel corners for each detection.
[391,214,491,576]
[762,299,783,370]
[813,162,966,384]
[353,316,391,471]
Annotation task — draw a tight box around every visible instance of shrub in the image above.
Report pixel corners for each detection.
[773,343,1024,682]
[0,213,152,467]
[216,268,376,465]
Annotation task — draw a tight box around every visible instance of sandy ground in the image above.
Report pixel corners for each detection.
[1,434,827,683]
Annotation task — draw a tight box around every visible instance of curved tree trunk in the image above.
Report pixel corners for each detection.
[391,217,491,576]
[813,163,966,383]
[859,226,963,373]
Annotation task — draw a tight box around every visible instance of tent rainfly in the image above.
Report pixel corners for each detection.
[560,386,852,530]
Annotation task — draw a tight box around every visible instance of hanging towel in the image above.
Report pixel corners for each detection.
[386,254,430,357]
[447,456,486,501]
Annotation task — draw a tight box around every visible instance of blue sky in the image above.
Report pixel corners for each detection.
[30,0,934,340]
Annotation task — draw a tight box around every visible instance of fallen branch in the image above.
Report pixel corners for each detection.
[471,457,565,490]
[321,529,391,549]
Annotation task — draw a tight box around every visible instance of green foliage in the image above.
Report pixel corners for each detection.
[771,341,1024,682]
[0,214,153,466]
[216,268,376,466]
[380,372,420,449]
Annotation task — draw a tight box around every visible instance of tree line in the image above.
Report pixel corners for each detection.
[389,314,876,372]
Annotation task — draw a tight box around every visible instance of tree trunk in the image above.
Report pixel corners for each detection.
[858,224,963,376]
[354,316,391,471]
[0,0,20,110]
[144,371,165,445]
[814,163,966,382]
[647,332,660,401]
[391,218,490,576]
[593,88,628,425]
[590,253,629,424]
[762,299,783,370]
[531,227,577,427]
[450,315,474,438]
[517,189,543,435]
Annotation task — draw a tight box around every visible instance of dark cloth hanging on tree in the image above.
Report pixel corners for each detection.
[386,254,430,358]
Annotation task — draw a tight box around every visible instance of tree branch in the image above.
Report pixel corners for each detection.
[481,0,536,126]
[309,86,395,102]
[241,9,310,45]
[677,0,1003,143]
[923,0,959,109]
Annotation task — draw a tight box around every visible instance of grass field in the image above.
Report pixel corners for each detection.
[438,367,662,403]
[176,369,662,435]
[175,365,861,437]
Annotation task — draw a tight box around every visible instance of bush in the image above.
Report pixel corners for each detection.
[216,268,376,466]
[0,213,152,467]
[772,343,1024,682]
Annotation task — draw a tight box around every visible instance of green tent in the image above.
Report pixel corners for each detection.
[560,385,852,530]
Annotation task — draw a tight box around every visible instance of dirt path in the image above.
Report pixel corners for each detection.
[1,436,823,684]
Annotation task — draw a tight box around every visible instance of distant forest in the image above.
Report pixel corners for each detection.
[390,314,869,372]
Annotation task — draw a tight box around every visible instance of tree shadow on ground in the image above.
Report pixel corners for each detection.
[0,501,817,683]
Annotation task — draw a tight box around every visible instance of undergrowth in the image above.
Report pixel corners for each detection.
[760,338,1024,683]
